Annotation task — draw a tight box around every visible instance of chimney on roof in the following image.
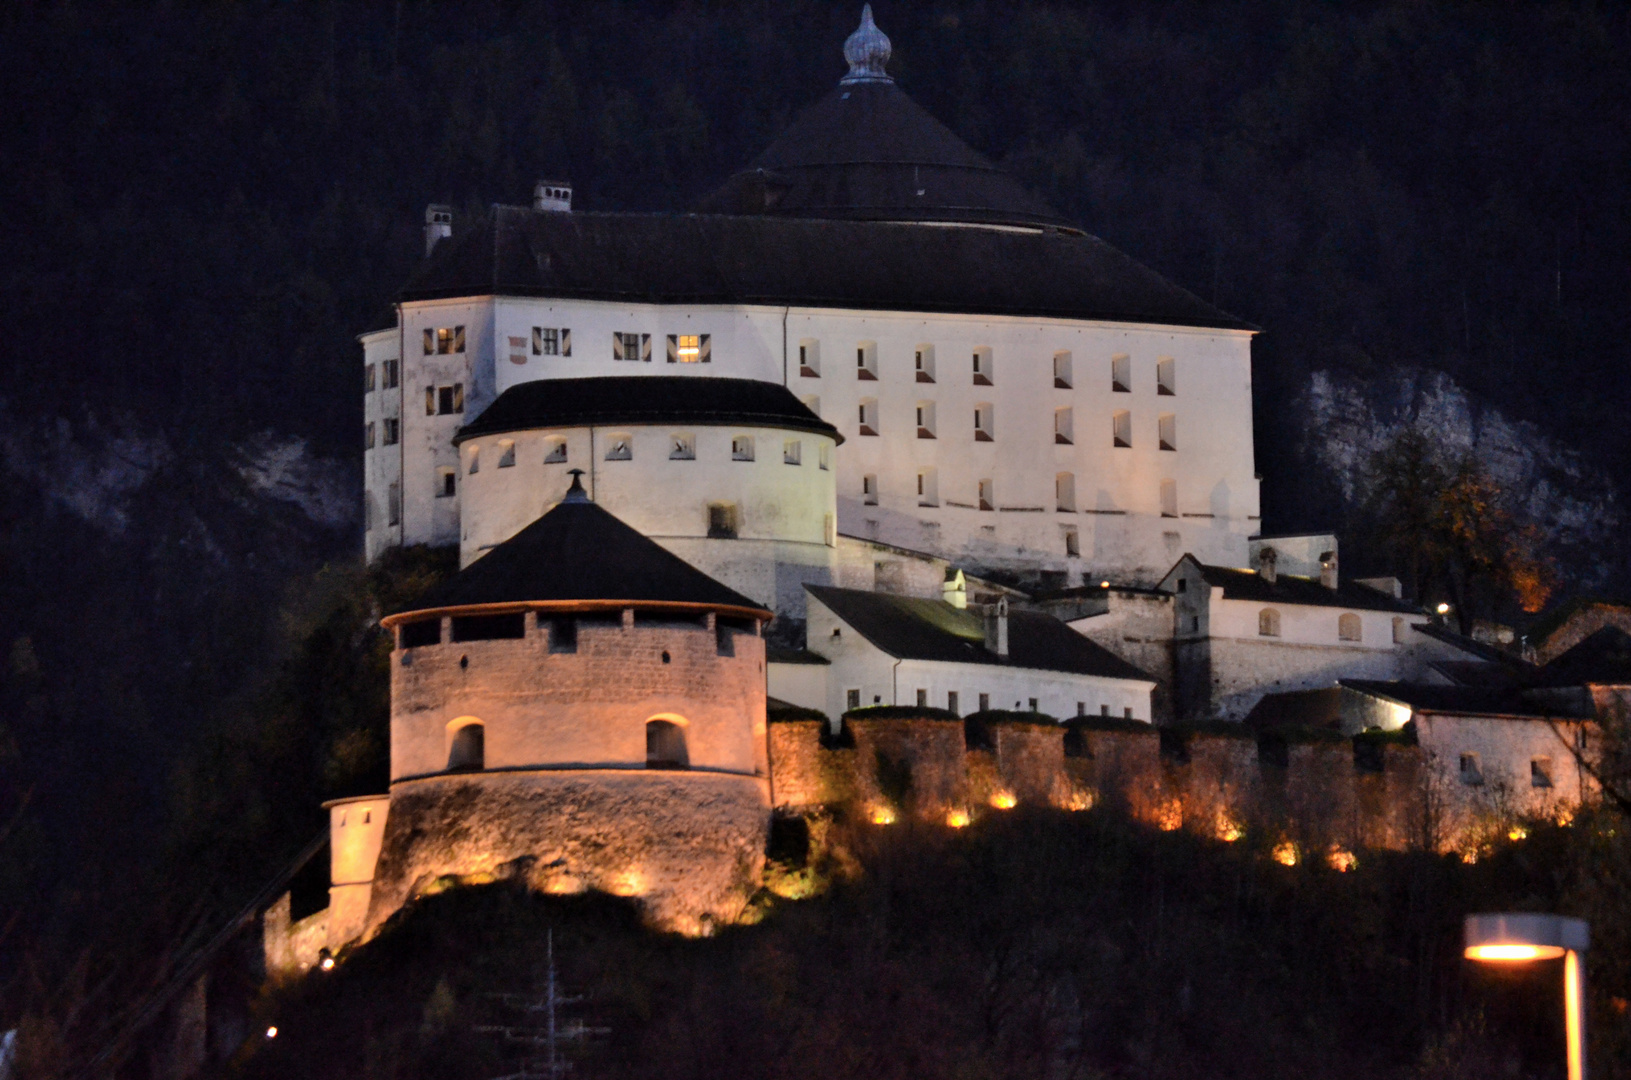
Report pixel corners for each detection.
[1319,550,1338,590]
[984,596,1009,659]
[533,180,572,212]
[943,568,968,609]
[1258,546,1278,585]
[424,204,452,257]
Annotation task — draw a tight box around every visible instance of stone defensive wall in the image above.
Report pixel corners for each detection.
[768,707,1550,858]
[365,770,768,937]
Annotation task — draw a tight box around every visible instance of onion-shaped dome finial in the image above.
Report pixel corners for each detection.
[841,5,893,84]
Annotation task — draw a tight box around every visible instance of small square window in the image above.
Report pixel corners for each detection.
[667,333,710,363]
[783,439,802,465]
[381,360,399,388]
[434,326,464,354]
[382,418,400,445]
[436,384,464,415]
[670,433,696,460]
[1531,757,1553,788]
[1123,707,1133,720]
[436,467,456,498]
[858,398,879,436]
[543,437,568,464]
[614,332,648,362]
[534,327,560,356]
[497,440,516,468]
[1028,698,1039,712]
[862,474,878,505]
[731,435,755,461]
[605,434,633,461]
[708,502,739,539]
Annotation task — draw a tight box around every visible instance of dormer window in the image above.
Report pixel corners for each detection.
[667,333,710,363]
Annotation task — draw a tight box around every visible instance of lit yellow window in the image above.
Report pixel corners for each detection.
[677,334,702,361]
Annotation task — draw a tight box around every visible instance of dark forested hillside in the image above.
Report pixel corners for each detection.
[1,0,1628,1066]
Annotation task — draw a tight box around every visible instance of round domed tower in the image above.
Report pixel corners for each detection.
[363,474,774,935]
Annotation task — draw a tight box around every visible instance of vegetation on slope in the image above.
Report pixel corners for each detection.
[232,808,1631,1080]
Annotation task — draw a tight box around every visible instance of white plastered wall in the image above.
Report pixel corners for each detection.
[361,328,403,562]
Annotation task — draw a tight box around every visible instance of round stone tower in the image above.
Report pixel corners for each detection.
[364,474,774,935]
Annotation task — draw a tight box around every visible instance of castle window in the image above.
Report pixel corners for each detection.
[1063,525,1080,558]
[979,693,990,711]
[917,467,938,507]
[613,331,650,362]
[1157,356,1176,395]
[1113,410,1132,447]
[707,502,738,539]
[452,613,525,641]
[978,478,995,511]
[858,398,879,436]
[862,474,878,505]
[915,344,936,383]
[447,722,484,771]
[382,418,400,446]
[425,326,465,355]
[497,440,516,468]
[605,434,633,461]
[1160,479,1177,518]
[1053,351,1073,389]
[1100,704,1110,716]
[399,618,441,648]
[972,347,993,386]
[1056,472,1076,512]
[916,689,928,707]
[818,443,830,471]
[533,327,559,355]
[1055,407,1074,445]
[1259,608,1281,637]
[387,482,401,525]
[365,422,376,449]
[916,401,936,439]
[670,433,695,460]
[1392,617,1406,644]
[716,616,753,657]
[856,341,878,380]
[544,437,568,464]
[1158,413,1177,451]
[1531,757,1554,788]
[436,467,456,498]
[667,333,710,363]
[847,689,861,711]
[731,435,755,461]
[365,364,376,393]
[799,339,820,378]
[947,691,959,714]
[381,360,399,389]
[1338,613,1362,642]
[1460,753,1483,785]
[546,616,577,653]
[646,719,689,769]
[428,384,463,415]
[467,446,479,474]
[974,403,994,441]
[1111,354,1131,392]
[783,439,802,465]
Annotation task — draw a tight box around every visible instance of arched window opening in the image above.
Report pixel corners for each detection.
[1338,613,1363,642]
[447,721,485,771]
[646,718,689,769]
[1258,608,1281,637]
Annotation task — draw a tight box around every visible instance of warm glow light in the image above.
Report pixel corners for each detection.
[945,808,971,828]
[870,806,897,825]
[1461,849,1479,865]
[1509,826,1530,842]
[1465,943,1566,962]
[1061,789,1095,812]
[1272,840,1298,866]
[1327,847,1357,872]
[1436,602,1451,614]
[1153,800,1183,831]
[265,1026,279,1040]
[609,870,644,896]
[319,955,335,971]
[989,791,1018,810]
[1099,580,1110,588]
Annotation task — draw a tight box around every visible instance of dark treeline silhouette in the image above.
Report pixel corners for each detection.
[1,1,1628,1068]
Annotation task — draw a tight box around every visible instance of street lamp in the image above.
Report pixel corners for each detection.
[1464,913,1589,1080]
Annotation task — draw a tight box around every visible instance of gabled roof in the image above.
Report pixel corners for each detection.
[1176,558,1421,614]
[1532,626,1631,687]
[806,584,1152,682]
[398,207,1254,332]
[454,377,841,445]
[389,482,768,620]
[1339,680,1591,719]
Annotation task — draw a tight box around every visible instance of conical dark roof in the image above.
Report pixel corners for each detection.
[698,9,1068,229]
[394,480,769,617]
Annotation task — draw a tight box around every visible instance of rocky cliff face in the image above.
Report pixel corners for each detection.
[1296,367,1624,592]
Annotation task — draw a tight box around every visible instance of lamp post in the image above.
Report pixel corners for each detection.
[1464,913,1590,1080]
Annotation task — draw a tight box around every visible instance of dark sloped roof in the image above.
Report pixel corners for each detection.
[1532,626,1631,687]
[1339,680,1572,718]
[394,488,767,617]
[1409,622,1529,664]
[1194,564,1421,614]
[399,207,1254,332]
[1430,660,1527,689]
[698,80,1069,229]
[1243,687,1345,731]
[454,377,841,445]
[806,585,1152,682]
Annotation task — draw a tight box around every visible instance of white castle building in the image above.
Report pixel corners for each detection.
[361,5,1261,630]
